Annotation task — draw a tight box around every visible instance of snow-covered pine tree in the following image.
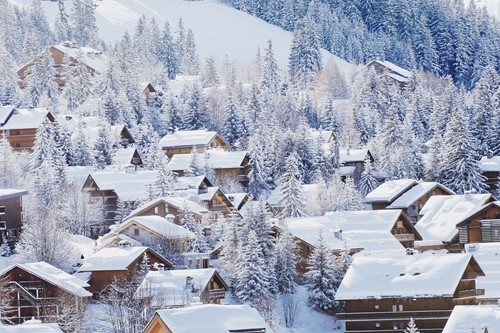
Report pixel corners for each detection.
[359,155,379,197]
[182,84,207,130]
[235,229,272,305]
[404,317,420,333]
[154,159,176,197]
[342,176,364,210]
[221,92,243,146]
[114,199,130,225]
[440,104,487,194]
[306,230,340,312]
[70,0,99,47]
[55,0,72,42]
[202,56,220,88]
[220,210,243,289]
[183,147,204,177]
[278,152,307,218]
[72,124,93,166]
[275,226,298,294]
[179,203,208,253]
[0,51,17,105]
[93,118,113,167]
[261,40,280,93]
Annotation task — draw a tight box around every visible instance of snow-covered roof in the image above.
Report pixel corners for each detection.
[0,108,51,130]
[280,217,363,252]
[52,44,108,73]
[135,268,223,307]
[89,170,158,201]
[112,147,138,166]
[267,184,318,206]
[364,179,418,203]
[175,175,211,190]
[443,305,500,333]
[0,321,64,333]
[465,242,500,300]
[65,166,96,184]
[479,155,500,172]
[415,194,493,242]
[0,262,91,298]
[0,105,15,125]
[168,149,247,170]
[126,196,209,219]
[367,60,413,82]
[159,130,221,148]
[120,215,196,240]
[387,182,455,208]
[78,246,150,272]
[96,233,143,251]
[0,189,28,200]
[226,192,248,210]
[154,304,274,333]
[323,210,404,232]
[336,254,475,300]
[339,148,370,164]
[346,230,406,256]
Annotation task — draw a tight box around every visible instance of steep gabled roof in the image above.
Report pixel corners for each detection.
[152,304,274,333]
[339,148,372,164]
[0,321,64,333]
[168,149,248,170]
[78,246,171,272]
[465,242,500,301]
[52,44,108,73]
[479,155,500,172]
[336,254,483,300]
[443,305,500,333]
[415,194,494,242]
[159,130,228,149]
[0,262,91,298]
[0,105,15,126]
[126,196,209,219]
[387,182,455,209]
[0,189,28,200]
[364,179,418,203]
[0,108,53,130]
[118,215,196,240]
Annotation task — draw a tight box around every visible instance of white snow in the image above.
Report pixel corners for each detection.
[0,108,51,130]
[118,215,195,239]
[135,268,223,307]
[479,155,500,172]
[387,182,455,209]
[168,149,247,170]
[88,169,158,201]
[415,194,492,242]
[112,147,138,166]
[336,253,474,300]
[267,184,319,207]
[78,246,150,271]
[159,130,221,149]
[154,304,274,333]
[126,196,209,219]
[364,179,417,203]
[339,148,370,164]
[465,242,500,301]
[443,305,500,333]
[0,262,92,298]
[52,44,108,73]
[0,105,15,126]
[0,189,28,200]
[8,0,354,73]
[0,321,64,333]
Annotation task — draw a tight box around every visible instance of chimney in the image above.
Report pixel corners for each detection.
[165,214,175,223]
[118,240,131,249]
[334,229,343,240]
[464,189,475,201]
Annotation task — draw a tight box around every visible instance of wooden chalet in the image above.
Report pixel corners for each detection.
[97,216,195,255]
[415,194,496,252]
[135,268,228,308]
[17,43,107,89]
[479,156,500,195]
[0,189,28,250]
[457,201,500,245]
[0,107,55,151]
[159,130,230,158]
[197,186,238,219]
[0,262,91,324]
[339,148,374,180]
[365,179,419,210]
[142,304,274,333]
[168,149,251,188]
[365,60,413,89]
[336,254,485,333]
[126,197,208,225]
[465,242,500,304]
[77,245,173,294]
[141,82,157,106]
[386,182,455,224]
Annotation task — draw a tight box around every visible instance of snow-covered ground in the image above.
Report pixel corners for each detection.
[9,0,354,74]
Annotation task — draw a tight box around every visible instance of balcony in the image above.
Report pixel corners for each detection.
[336,309,453,321]
[456,289,485,298]
[394,233,415,241]
[210,204,227,212]
[0,206,5,214]
[208,288,226,300]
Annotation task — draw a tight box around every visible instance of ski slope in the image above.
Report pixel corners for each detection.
[10,0,354,74]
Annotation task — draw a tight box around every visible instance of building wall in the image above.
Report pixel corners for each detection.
[0,196,23,247]
[1,128,37,151]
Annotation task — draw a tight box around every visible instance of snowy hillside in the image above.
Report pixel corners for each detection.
[470,0,500,18]
[9,0,354,73]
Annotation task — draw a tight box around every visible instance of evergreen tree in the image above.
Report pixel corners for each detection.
[201,56,220,88]
[154,159,176,197]
[278,153,307,218]
[220,210,243,289]
[359,155,379,197]
[306,230,340,312]
[179,203,208,253]
[404,317,420,333]
[158,21,179,79]
[72,124,92,166]
[93,118,113,167]
[71,0,99,47]
[0,51,17,105]
[114,199,130,225]
[221,93,243,146]
[182,84,207,130]
[275,226,298,294]
[261,40,280,93]
[183,147,204,177]
[441,105,487,194]
[55,0,72,42]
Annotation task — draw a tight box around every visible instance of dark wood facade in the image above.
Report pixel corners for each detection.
[389,212,423,248]
[0,111,55,151]
[0,266,89,324]
[397,186,454,224]
[337,257,485,333]
[457,202,500,244]
[162,134,230,158]
[0,191,27,249]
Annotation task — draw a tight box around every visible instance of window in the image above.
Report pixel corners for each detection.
[374,305,379,309]
[134,228,140,235]
[375,323,380,328]
[398,304,404,311]
[154,206,159,215]
[392,305,397,312]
